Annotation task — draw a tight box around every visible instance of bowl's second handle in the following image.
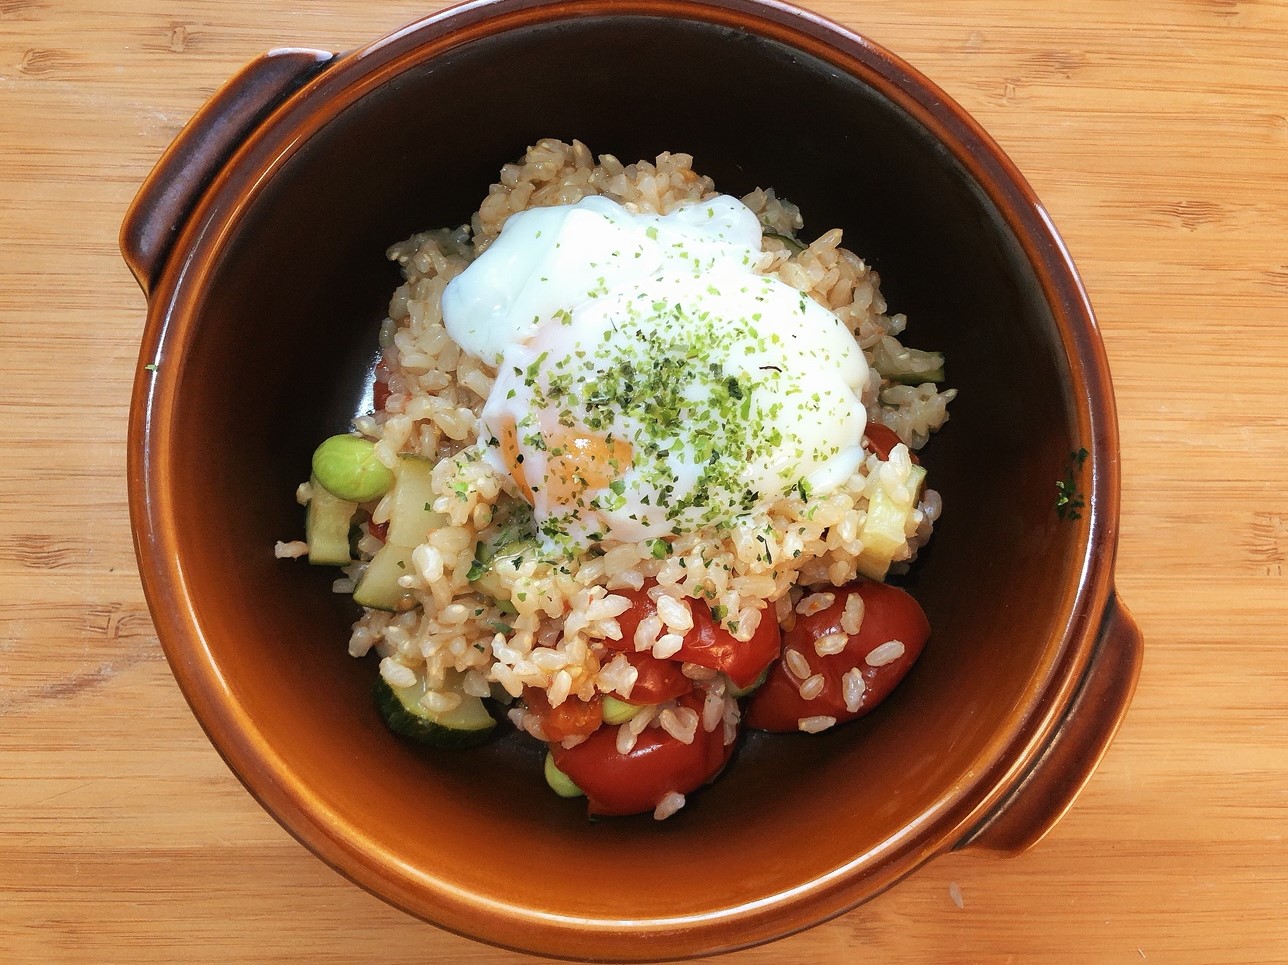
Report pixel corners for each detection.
[956,592,1143,855]
[120,47,334,296]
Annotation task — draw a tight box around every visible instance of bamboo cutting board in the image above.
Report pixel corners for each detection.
[2,1,1286,961]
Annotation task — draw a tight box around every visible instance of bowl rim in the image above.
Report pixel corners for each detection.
[126,0,1123,957]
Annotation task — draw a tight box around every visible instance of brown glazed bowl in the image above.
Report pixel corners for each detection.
[123,0,1142,959]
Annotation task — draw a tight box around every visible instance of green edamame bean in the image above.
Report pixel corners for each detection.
[311,434,395,502]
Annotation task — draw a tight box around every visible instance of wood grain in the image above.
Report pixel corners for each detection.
[2,0,1286,961]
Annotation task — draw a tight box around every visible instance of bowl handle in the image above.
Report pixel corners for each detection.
[120,47,334,295]
[955,592,1143,855]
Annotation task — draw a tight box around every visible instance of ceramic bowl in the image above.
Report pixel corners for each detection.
[123,0,1142,959]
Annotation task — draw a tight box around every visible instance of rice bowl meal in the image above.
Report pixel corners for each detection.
[276,138,956,819]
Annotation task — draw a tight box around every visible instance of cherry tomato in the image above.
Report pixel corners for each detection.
[617,650,693,705]
[863,423,919,465]
[677,600,781,689]
[608,585,658,651]
[551,691,733,816]
[523,687,602,742]
[744,580,929,733]
[609,585,781,689]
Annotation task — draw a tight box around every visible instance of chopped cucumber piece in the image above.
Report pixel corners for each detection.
[312,434,395,502]
[601,695,642,725]
[375,675,496,749]
[872,338,946,385]
[856,464,927,580]
[352,541,415,611]
[305,476,356,566]
[544,751,584,798]
[386,455,448,547]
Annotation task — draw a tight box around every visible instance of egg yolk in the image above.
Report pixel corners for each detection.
[498,416,634,509]
[543,428,634,506]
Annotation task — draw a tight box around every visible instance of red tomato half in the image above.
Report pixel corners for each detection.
[677,600,781,688]
[618,650,693,705]
[744,580,929,733]
[863,423,919,465]
[609,585,781,689]
[551,692,733,816]
[609,585,657,652]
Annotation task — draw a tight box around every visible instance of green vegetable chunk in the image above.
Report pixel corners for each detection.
[469,538,546,605]
[312,434,395,502]
[352,541,416,612]
[374,675,496,749]
[386,455,448,546]
[304,475,356,566]
[544,751,584,798]
[856,463,927,580]
[601,695,642,725]
[871,339,946,386]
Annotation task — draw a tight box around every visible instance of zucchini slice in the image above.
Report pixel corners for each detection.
[872,338,946,386]
[352,542,416,611]
[856,464,927,580]
[386,455,449,547]
[305,477,357,566]
[374,675,496,749]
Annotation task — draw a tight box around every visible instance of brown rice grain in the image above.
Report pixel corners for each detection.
[866,640,906,667]
[798,715,837,734]
[814,631,849,657]
[797,592,835,616]
[653,791,686,821]
[843,667,867,713]
[784,648,811,680]
[798,674,826,701]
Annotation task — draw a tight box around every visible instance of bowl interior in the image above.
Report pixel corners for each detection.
[153,8,1086,949]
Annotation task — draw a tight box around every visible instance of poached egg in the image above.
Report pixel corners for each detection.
[442,194,870,548]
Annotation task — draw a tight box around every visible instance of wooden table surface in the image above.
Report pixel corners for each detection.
[3,0,1286,961]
